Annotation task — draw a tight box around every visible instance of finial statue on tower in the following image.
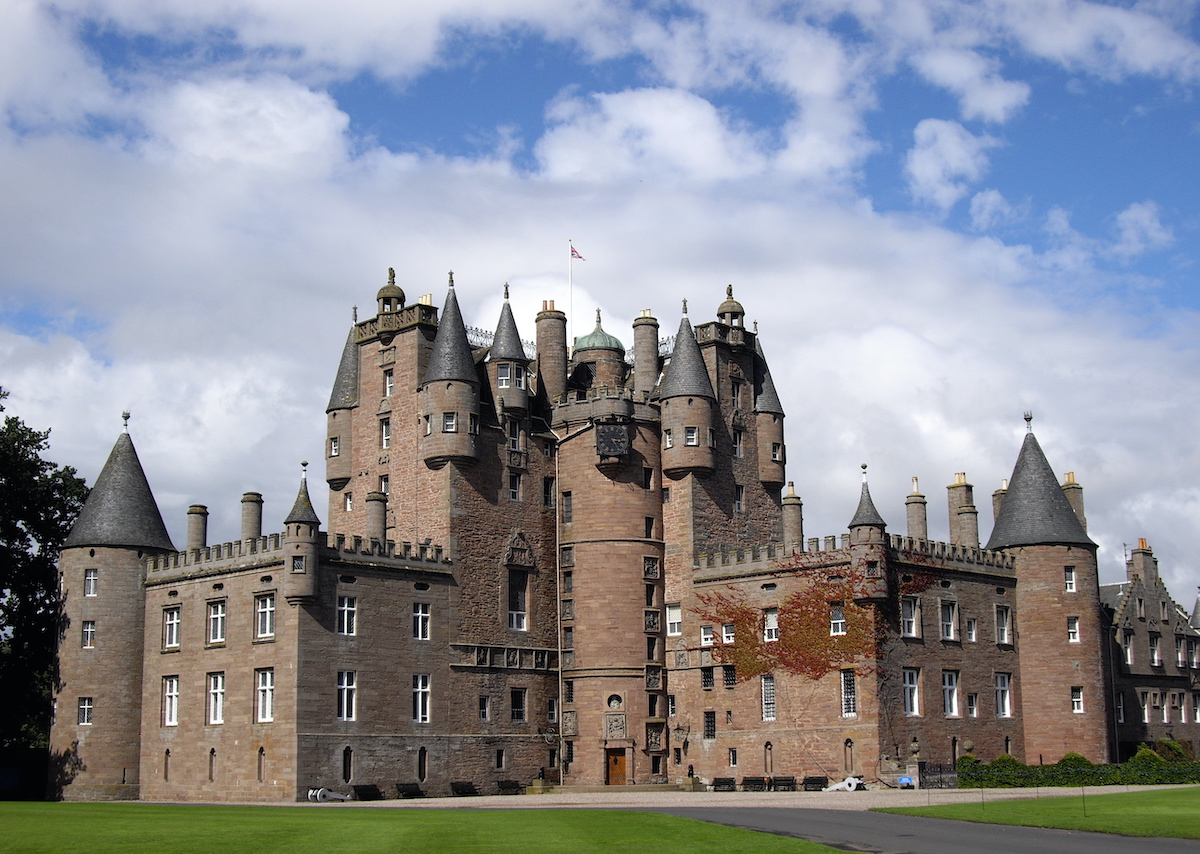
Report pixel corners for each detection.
[727,284,734,299]
[388,267,395,287]
[595,308,601,325]
[352,305,358,322]
[301,460,309,481]
[448,271,454,287]
[1024,411,1033,432]
[682,298,688,315]
[861,462,868,482]
[504,282,509,300]
[122,411,131,433]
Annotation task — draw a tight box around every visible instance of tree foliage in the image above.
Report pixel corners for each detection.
[0,389,89,749]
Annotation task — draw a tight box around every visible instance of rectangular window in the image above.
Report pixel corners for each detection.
[771,442,783,461]
[723,665,737,689]
[256,669,274,723]
[510,687,527,722]
[731,383,741,409]
[337,596,357,636]
[514,365,526,390]
[703,710,716,739]
[78,697,93,725]
[442,412,456,433]
[940,601,957,640]
[732,430,744,458]
[1116,693,1125,723]
[413,674,431,723]
[684,427,698,446]
[723,623,735,644]
[84,568,98,597]
[255,593,275,639]
[1150,635,1162,666]
[644,516,654,538]
[700,625,714,646]
[667,694,677,717]
[642,467,653,489]
[701,667,715,689]
[966,693,978,718]
[336,671,356,721]
[383,369,394,397]
[507,419,520,451]
[729,747,738,767]
[708,427,716,447]
[207,673,225,725]
[666,604,682,636]
[329,436,340,457]
[562,626,573,649]
[561,492,572,523]
[830,604,847,636]
[1071,686,1084,714]
[412,602,430,640]
[1193,693,1200,724]
[663,429,673,449]
[81,620,96,649]
[423,415,431,436]
[1123,631,1134,665]
[548,697,558,723]
[763,608,779,642]
[761,675,776,721]
[965,618,977,642]
[1137,597,1145,618]
[901,596,920,637]
[380,418,391,448]
[902,668,920,715]
[479,696,490,721]
[1162,600,1171,621]
[163,676,179,726]
[1067,616,1080,643]
[344,493,353,512]
[507,473,521,501]
[995,673,1012,717]
[995,605,1011,644]
[564,681,574,703]
[497,363,510,388]
[841,670,857,717]
[508,569,528,631]
[379,475,389,494]
[662,486,670,503]
[1177,637,1186,667]
[1064,566,1076,592]
[207,600,226,644]
[1140,691,1149,723]
[468,413,479,434]
[942,671,959,716]
[1191,639,1199,669]
[543,477,555,507]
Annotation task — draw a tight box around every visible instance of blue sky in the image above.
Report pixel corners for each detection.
[2,0,1199,594]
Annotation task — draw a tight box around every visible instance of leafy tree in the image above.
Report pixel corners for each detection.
[0,388,89,750]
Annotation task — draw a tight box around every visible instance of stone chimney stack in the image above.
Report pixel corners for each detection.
[1126,538,1159,585]
[991,479,1007,532]
[905,477,928,540]
[366,491,388,547]
[947,473,979,547]
[535,300,568,404]
[187,504,208,551]
[241,492,263,540]
[781,482,804,552]
[632,309,660,399]
[1061,471,1087,531]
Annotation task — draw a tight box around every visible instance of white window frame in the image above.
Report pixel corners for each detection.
[255,593,275,639]
[722,623,735,644]
[1071,686,1084,714]
[942,670,959,717]
[163,676,180,727]
[207,600,227,644]
[329,436,340,457]
[413,602,431,640]
[1116,692,1125,723]
[413,674,431,723]
[380,418,391,448]
[379,475,389,495]
[761,674,776,721]
[256,669,275,723]
[163,607,180,649]
[337,671,357,721]
[1140,691,1149,723]
[548,697,558,723]
[442,412,457,433]
[1150,635,1162,666]
[1067,616,1080,643]
[732,430,743,458]
[940,600,957,640]
[995,605,1011,644]
[840,669,857,717]
[344,493,353,512]
[1123,631,1134,665]
[901,596,920,637]
[995,673,1012,718]
[497,363,510,388]
[508,569,528,631]
[663,429,673,449]
[1193,693,1200,724]
[81,620,96,649]
[83,568,98,597]
[666,604,682,636]
[733,484,744,512]
[965,618,977,643]
[902,668,920,716]
[384,369,394,397]
[966,692,978,718]
[763,608,779,642]
[1177,637,1186,667]
[208,672,225,725]
[337,596,357,636]
[1064,566,1076,592]
[700,625,714,646]
[830,604,846,637]
[507,473,521,501]
[514,365,526,390]
[771,442,783,461]
[684,427,698,446]
[78,697,93,725]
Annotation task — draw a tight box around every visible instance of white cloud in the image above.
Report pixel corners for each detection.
[1109,200,1173,260]
[970,188,1019,230]
[905,119,999,211]
[911,48,1031,123]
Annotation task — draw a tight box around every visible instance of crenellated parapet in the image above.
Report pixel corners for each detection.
[354,302,438,343]
[888,533,1016,573]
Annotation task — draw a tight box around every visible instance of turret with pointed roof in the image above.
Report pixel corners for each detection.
[284,463,321,604]
[754,335,786,485]
[423,275,478,387]
[488,284,530,414]
[659,305,716,476]
[420,274,480,468]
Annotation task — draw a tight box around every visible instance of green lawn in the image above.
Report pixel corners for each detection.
[878,785,1200,838]
[0,803,837,854]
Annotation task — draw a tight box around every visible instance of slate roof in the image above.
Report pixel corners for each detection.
[657,315,715,400]
[574,309,625,353]
[326,328,360,412]
[848,479,886,529]
[64,432,175,551]
[490,298,527,362]
[423,284,478,385]
[985,431,1095,550]
[753,337,784,416]
[284,472,321,526]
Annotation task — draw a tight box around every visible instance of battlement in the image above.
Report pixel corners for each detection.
[552,384,653,407]
[354,302,438,342]
[887,534,1015,573]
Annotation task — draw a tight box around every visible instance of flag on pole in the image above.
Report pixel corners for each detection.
[571,245,585,261]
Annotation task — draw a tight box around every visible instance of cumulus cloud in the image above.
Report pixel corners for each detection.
[1109,200,1173,260]
[905,119,999,211]
[911,48,1031,123]
[970,189,1021,231]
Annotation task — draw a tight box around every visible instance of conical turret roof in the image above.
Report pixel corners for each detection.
[284,467,321,526]
[753,337,784,415]
[64,431,174,551]
[326,327,360,412]
[423,280,478,386]
[848,472,886,529]
[490,288,527,362]
[657,313,715,400]
[985,428,1094,550]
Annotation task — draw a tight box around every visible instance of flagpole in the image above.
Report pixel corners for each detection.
[568,238,574,351]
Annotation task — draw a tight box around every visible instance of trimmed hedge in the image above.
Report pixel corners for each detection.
[955,749,1200,788]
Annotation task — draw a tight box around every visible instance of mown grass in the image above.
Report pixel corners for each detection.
[0,802,838,854]
[877,785,1200,837]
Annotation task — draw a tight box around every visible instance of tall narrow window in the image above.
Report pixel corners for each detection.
[965,618,977,642]
[995,673,1011,718]
[255,593,275,639]
[383,369,394,397]
[81,620,96,649]
[78,697,93,725]
[163,677,179,726]
[479,696,490,721]
[507,419,521,451]
[995,605,1011,644]
[344,493,353,512]
[83,568,98,597]
[413,674,431,723]
[666,604,682,636]
[507,473,521,501]
[840,670,857,717]
[901,597,920,637]
[207,601,226,644]
[337,671,357,721]
[703,710,716,739]
[723,665,737,689]
[942,671,959,716]
[508,569,528,631]
[663,429,673,449]
[207,673,225,725]
[510,687,527,722]
[543,477,555,507]
[771,442,783,461]
[329,436,340,457]
[902,668,920,715]
[830,604,847,636]
[1150,635,1162,666]
[1071,686,1084,713]
[561,492,572,523]
[1064,566,1076,592]
[940,601,957,640]
[548,697,558,723]
[514,365,526,389]
[966,693,978,718]
[732,430,744,458]
[761,675,776,721]
[256,669,274,723]
[731,383,742,409]
[763,608,779,642]
[380,418,391,448]
[1123,631,1134,665]
[412,602,430,640]
[1066,616,1080,642]
[337,596,357,636]
[379,475,389,494]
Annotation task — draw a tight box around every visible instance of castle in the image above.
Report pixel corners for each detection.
[50,274,1200,800]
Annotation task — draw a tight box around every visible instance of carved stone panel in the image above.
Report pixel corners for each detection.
[561,599,575,620]
[605,713,626,739]
[645,723,665,752]
[644,610,660,633]
[674,649,689,668]
[645,666,663,690]
[562,710,578,736]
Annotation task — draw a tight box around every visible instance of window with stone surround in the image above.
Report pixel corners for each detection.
[256,669,274,722]
[561,492,572,523]
[666,604,681,636]
[1064,566,1076,592]
[723,623,735,644]
[940,600,958,640]
[337,596,357,636]
[81,620,95,649]
[441,412,456,433]
[383,368,393,397]
[732,430,744,458]
[1150,634,1162,666]
[994,605,1011,645]
[336,671,356,721]
[508,569,528,631]
[902,668,919,715]
[413,602,430,640]
[901,596,920,637]
[163,607,181,649]
[255,593,275,639]
[723,665,737,689]
[942,670,959,716]
[380,418,391,448]
[841,670,857,717]
[413,674,431,723]
[497,363,511,388]
[663,429,673,449]
[510,687,527,722]
[1071,686,1084,714]
[700,625,714,646]
[1123,631,1134,665]
[84,568,98,597]
[771,443,783,461]
[1067,616,1079,643]
[685,427,698,446]
[208,673,225,725]
[763,608,779,642]
[78,697,93,726]
[703,710,716,739]
[163,676,179,726]
[344,493,353,512]
[734,484,744,512]
[479,696,490,721]
[701,667,715,689]
[761,675,776,721]
[507,473,521,501]
[329,436,339,457]
[830,604,847,636]
[207,600,227,645]
[995,673,1012,718]
[965,618,977,642]
[966,692,978,718]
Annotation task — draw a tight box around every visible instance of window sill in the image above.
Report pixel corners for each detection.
[161,647,180,654]
[253,637,276,645]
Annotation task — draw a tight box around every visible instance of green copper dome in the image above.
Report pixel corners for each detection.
[574,309,625,353]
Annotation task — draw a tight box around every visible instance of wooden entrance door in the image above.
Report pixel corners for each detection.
[605,749,626,785]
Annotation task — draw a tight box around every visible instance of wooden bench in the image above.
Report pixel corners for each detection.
[802,776,829,791]
[395,782,427,799]
[352,784,385,801]
[740,776,768,792]
[712,777,737,792]
[450,781,480,796]
[497,780,524,795]
[770,776,797,792]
